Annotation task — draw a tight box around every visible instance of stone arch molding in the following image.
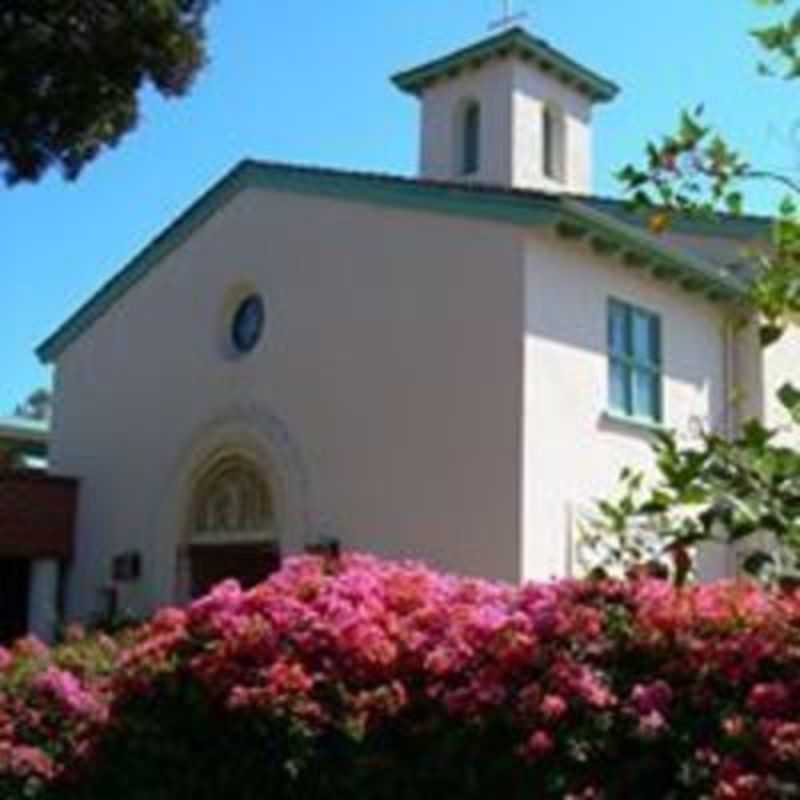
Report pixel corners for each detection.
[152,404,311,604]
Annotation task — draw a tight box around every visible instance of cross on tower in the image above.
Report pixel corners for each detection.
[489,0,528,30]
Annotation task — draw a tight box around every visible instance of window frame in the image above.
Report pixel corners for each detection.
[231,293,266,355]
[607,298,663,424]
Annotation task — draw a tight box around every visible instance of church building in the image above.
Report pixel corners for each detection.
[29,25,793,638]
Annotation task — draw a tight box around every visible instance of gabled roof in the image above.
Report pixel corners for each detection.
[37,160,754,365]
[392,26,620,103]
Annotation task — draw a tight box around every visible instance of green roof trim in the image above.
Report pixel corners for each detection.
[37,160,747,364]
[581,196,772,241]
[37,162,252,365]
[559,200,748,301]
[0,416,49,439]
[242,161,557,226]
[392,26,619,103]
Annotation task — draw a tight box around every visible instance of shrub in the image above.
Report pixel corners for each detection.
[2,554,800,799]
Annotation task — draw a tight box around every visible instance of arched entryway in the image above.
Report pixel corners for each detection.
[183,453,281,599]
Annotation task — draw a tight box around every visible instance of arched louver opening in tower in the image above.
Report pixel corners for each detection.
[542,104,566,183]
[461,101,481,176]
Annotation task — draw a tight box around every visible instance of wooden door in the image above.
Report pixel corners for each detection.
[190,543,281,599]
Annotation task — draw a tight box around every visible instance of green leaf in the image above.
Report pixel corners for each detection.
[725,191,744,215]
[760,323,785,347]
[778,382,800,422]
[741,550,776,577]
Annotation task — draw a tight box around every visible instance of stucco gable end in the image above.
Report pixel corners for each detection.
[36,160,748,365]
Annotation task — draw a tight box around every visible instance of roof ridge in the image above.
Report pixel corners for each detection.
[243,160,772,232]
[243,158,562,202]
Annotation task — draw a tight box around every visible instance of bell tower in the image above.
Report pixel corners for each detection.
[392,25,619,194]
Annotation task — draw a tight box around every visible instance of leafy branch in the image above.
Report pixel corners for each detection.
[584,388,800,587]
[588,1,800,587]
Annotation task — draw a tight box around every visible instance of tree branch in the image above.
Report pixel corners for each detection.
[744,169,800,196]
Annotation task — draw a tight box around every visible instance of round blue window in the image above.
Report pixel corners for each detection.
[231,294,265,354]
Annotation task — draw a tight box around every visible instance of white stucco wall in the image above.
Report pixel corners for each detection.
[762,323,800,438]
[662,229,791,437]
[521,230,733,581]
[418,57,594,193]
[510,62,593,194]
[419,58,515,186]
[49,187,526,622]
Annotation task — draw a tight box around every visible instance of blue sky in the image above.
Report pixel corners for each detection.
[1,0,795,414]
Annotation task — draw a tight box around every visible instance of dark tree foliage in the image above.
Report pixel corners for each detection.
[0,0,214,185]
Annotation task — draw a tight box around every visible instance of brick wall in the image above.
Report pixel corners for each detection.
[0,470,78,559]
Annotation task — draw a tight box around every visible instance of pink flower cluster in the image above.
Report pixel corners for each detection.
[0,635,113,796]
[2,554,800,798]
[32,667,107,722]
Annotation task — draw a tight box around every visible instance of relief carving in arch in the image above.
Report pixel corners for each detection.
[191,454,274,542]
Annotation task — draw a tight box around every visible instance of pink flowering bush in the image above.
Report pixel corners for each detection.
[2,554,800,799]
[0,629,117,799]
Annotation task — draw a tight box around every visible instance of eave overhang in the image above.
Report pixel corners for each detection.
[392,26,620,103]
[555,200,748,303]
